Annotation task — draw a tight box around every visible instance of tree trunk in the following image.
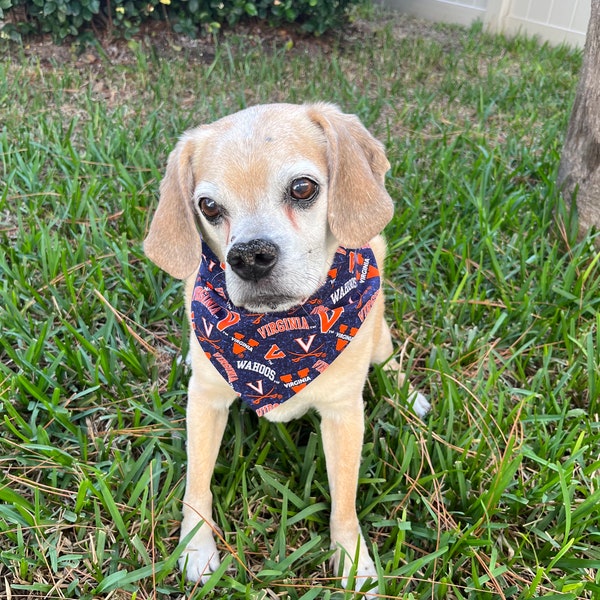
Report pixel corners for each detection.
[558,0,600,239]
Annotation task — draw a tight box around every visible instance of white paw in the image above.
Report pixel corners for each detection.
[179,516,221,583]
[333,533,379,598]
[394,369,431,418]
[177,351,192,367]
[408,389,431,418]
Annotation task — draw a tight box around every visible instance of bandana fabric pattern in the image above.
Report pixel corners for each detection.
[191,241,381,417]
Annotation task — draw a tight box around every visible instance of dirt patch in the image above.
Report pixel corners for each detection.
[2,11,442,69]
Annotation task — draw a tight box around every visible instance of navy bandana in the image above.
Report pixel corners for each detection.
[191,241,381,417]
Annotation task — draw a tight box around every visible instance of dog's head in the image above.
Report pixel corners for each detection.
[144,103,393,312]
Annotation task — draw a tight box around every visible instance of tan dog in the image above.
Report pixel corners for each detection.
[144,103,429,595]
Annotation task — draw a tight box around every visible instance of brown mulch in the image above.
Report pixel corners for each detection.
[2,12,446,69]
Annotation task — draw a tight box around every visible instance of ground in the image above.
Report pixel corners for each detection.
[3,10,448,69]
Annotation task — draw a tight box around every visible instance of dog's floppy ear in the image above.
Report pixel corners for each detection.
[144,132,201,279]
[307,103,394,248]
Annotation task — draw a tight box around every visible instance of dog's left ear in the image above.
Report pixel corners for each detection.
[307,103,394,248]
[144,132,202,280]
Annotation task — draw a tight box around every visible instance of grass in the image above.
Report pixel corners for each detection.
[1,7,600,599]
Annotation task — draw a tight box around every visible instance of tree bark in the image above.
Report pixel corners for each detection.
[558,0,600,239]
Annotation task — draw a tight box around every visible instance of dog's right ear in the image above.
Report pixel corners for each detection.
[144,133,201,280]
[306,103,393,249]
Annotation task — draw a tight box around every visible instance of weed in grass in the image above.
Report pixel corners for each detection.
[1,11,600,599]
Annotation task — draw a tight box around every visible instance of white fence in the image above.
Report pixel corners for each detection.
[377,0,591,47]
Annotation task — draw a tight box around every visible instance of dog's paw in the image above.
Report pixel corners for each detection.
[407,389,431,418]
[179,544,221,583]
[332,532,379,598]
[179,515,221,583]
[390,366,431,418]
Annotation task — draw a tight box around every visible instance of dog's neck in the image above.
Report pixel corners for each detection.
[191,241,381,417]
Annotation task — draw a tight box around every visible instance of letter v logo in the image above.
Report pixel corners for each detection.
[202,318,214,337]
[265,344,286,360]
[318,307,344,333]
[246,380,264,395]
[217,310,241,331]
[295,334,316,353]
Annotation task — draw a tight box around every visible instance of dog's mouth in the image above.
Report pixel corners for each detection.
[225,258,326,314]
[239,294,308,313]
[228,278,313,313]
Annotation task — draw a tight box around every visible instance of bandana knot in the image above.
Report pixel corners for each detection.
[191,242,380,417]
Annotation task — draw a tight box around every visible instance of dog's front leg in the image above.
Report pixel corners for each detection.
[179,377,230,583]
[320,408,379,596]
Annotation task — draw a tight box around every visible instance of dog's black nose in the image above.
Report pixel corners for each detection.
[227,239,279,281]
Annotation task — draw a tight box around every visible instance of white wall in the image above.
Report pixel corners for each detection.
[377,0,591,47]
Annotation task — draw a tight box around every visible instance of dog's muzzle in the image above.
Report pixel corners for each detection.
[227,239,279,281]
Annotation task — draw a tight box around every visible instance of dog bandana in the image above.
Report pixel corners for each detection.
[191,241,381,417]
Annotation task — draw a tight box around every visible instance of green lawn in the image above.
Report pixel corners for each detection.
[1,9,599,599]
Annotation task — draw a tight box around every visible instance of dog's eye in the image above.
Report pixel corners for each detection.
[289,177,318,202]
[199,197,221,220]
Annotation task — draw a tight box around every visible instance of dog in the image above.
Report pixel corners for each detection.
[144,102,429,595]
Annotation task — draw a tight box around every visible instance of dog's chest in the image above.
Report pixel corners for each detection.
[191,242,381,417]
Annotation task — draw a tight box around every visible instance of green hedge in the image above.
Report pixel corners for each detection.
[0,0,360,42]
